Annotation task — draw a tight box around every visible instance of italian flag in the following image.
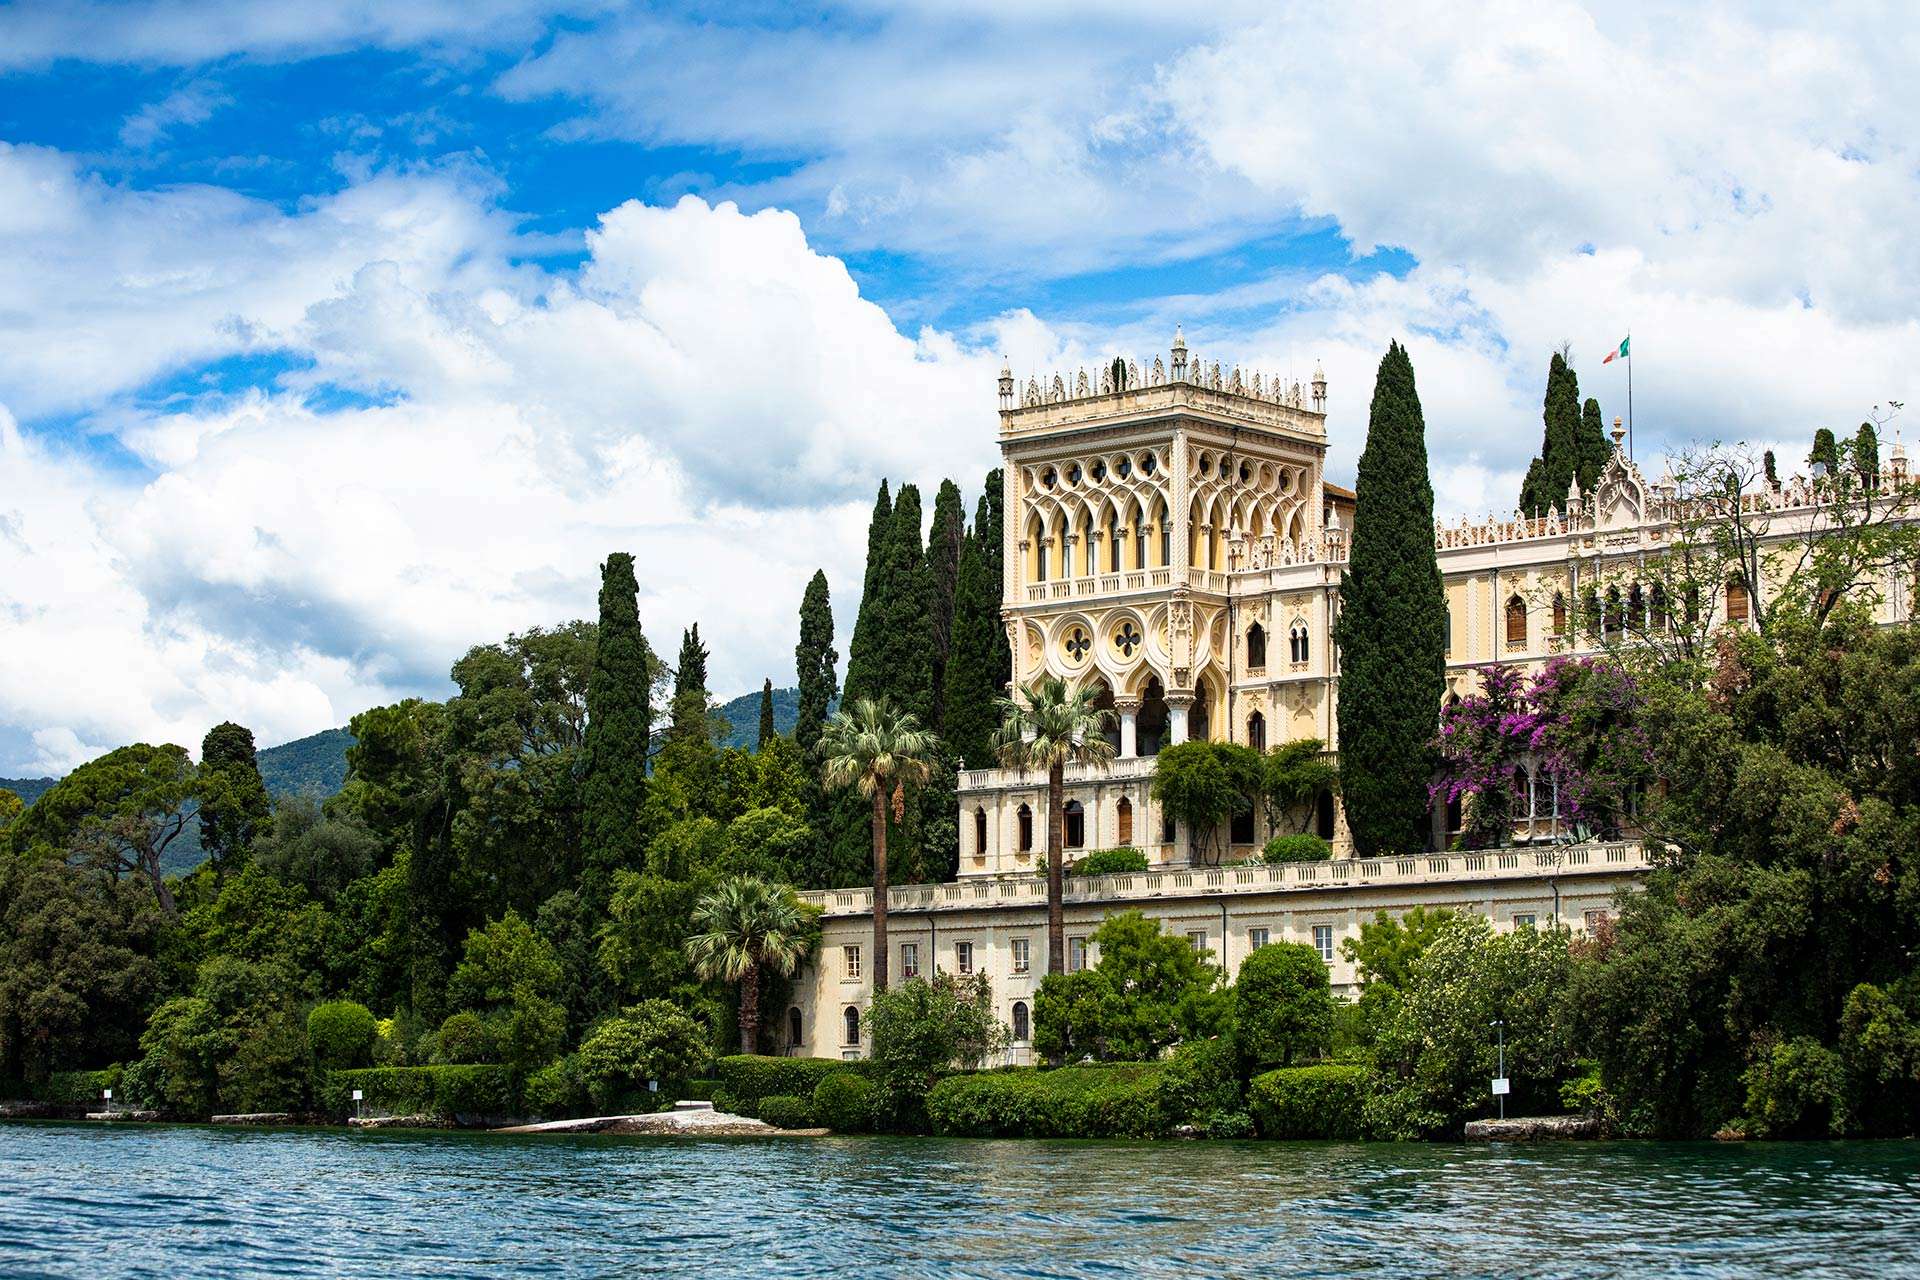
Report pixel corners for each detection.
[1602,335,1630,363]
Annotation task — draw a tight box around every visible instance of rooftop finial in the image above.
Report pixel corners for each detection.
[1170,326,1188,381]
[1311,360,1328,412]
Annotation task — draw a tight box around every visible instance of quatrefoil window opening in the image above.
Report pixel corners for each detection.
[1065,628,1092,662]
[1114,622,1141,658]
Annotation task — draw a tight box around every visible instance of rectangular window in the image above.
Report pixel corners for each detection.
[900,943,920,980]
[955,941,974,976]
[1583,909,1610,934]
[1512,914,1537,930]
[1249,927,1270,950]
[1011,938,1031,975]
[1312,925,1335,964]
[843,945,861,980]
[1186,930,1207,953]
[1068,936,1088,973]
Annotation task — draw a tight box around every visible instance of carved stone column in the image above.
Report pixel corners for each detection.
[1113,698,1141,758]
[1167,693,1194,745]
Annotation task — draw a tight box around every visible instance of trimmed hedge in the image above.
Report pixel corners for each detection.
[320,1066,516,1121]
[927,1065,1168,1138]
[1157,1039,1243,1129]
[712,1055,875,1118]
[1263,834,1332,863]
[757,1094,815,1129]
[1249,1065,1374,1139]
[40,1069,120,1106]
[1066,848,1149,877]
[812,1071,877,1133]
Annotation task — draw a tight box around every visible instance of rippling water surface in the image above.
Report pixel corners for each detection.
[2,1123,1917,1278]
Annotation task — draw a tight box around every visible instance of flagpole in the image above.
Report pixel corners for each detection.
[1626,329,1634,460]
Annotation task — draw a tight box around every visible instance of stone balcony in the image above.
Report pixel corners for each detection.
[795,841,1654,918]
[958,754,1160,792]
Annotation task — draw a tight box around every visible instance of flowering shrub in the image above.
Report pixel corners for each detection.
[1433,657,1651,846]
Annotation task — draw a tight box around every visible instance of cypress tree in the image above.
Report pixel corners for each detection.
[841,481,892,705]
[1333,342,1447,856]
[878,483,934,723]
[1517,351,1583,514]
[944,524,999,768]
[757,678,776,750]
[582,553,651,897]
[1810,428,1840,474]
[977,468,1011,690]
[794,569,837,754]
[1764,449,1779,488]
[1854,422,1880,483]
[668,624,711,744]
[1576,395,1611,495]
[199,720,270,881]
[924,478,966,730]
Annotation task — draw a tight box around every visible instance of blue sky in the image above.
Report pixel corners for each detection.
[0,1,1914,774]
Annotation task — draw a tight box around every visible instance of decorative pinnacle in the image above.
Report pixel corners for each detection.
[1611,415,1626,447]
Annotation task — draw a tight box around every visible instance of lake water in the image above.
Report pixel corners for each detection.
[1,1123,1916,1278]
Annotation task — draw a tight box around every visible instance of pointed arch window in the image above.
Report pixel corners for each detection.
[1108,511,1121,572]
[1247,711,1266,751]
[974,807,988,858]
[1443,605,1453,655]
[1063,800,1085,849]
[1726,577,1751,623]
[1505,594,1527,647]
[1650,583,1670,632]
[1290,622,1310,664]
[1247,623,1267,669]
[1116,796,1133,845]
[788,1006,803,1048]
[1552,591,1568,637]
[1604,586,1624,639]
[1017,804,1034,852]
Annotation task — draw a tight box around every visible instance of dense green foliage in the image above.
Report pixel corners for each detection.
[755,1093,814,1129]
[320,1065,515,1120]
[307,1001,377,1070]
[1249,1065,1375,1139]
[1033,912,1225,1063]
[812,1070,878,1132]
[1156,1037,1245,1133]
[712,1053,876,1118]
[1149,741,1260,864]
[576,1000,709,1110]
[1261,835,1330,862]
[581,553,652,900]
[794,571,838,755]
[1260,738,1337,835]
[867,971,1006,1128]
[199,722,270,881]
[1517,352,1610,515]
[1065,847,1149,877]
[1234,943,1334,1068]
[926,1064,1167,1138]
[1333,342,1446,855]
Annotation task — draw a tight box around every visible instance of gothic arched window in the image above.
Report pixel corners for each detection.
[1017,804,1034,852]
[1247,623,1267,669]
[1726,577,1751,623]
[1505,594,1527,647]
[1116,796,1133,845]
[1247,711,1266,751]
[843,1006,861,1047]
[1290,622,1310,664]
[788,1006,803,1048]
[974,807,987,858]
[1063,800,1085,849]
[1552,591,1568,637]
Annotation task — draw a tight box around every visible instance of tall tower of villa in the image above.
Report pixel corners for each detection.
[959,333,1350,875]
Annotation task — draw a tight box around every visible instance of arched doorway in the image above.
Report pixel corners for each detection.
[1137,676,1169,755]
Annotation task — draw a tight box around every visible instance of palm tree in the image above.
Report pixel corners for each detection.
[991,675,1117,976]
[819,697,937,993]
[686,875,814,1054]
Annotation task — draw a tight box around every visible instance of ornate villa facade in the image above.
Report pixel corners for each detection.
[786,331,1915,1060]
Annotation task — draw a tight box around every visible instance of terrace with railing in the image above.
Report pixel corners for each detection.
[795,841,1654,917]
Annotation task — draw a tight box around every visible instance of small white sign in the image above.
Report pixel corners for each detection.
[1491,1077,1510,1096]
[102,1089,112,1101]
[352,1090,364,1101]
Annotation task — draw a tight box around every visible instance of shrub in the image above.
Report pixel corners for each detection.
[1262,834,1331,863]
[40,1068,120,1106]
[1157,1039,1242,1127]
[1744,1037,1849,1139]
[1206,1109,1256,1139]
[524,1055,589,1117]
[578,1001,710,1112]
[869,972,1006,1130]
[1066,848,1149,877]
[307,1001,378,1070]
[1235,942,1335,1068]
[812,1071,877,1133]
[713,1054,876,1117]
[1034,911,1227,1063]
[320,1065,515,1120]
[1249,1065,1375,1139]
[926,1064,1167,1138]
[435,1012,499,1065]
[756,1094,814,1129]
[1839,983,1920,1138]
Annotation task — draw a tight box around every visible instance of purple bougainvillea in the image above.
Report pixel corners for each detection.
[1433,657,1650,847]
